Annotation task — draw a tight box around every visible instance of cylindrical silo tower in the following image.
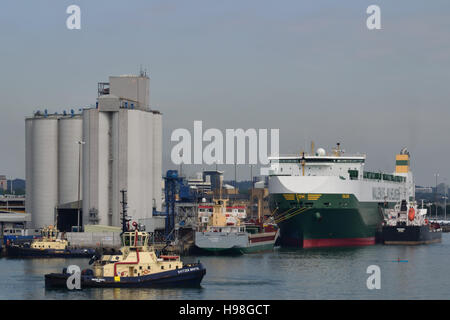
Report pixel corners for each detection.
[25,119,33,216]
[152,111,162,212]
[58,116,83,205]
[30,116,59,228]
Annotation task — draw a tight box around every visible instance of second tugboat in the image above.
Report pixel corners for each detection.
[45,221,206,288]
[382,200,442,245]
[6,225,95,258]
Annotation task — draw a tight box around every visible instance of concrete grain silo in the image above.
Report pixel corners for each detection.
[29,115,59,228]
[25,119,33,216]
[57,116,83,205]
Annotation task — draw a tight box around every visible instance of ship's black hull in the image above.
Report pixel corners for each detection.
[6,245,95,258]
[45,263,206,288]
[382,225,442,245]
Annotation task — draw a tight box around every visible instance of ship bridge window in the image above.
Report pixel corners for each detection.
[277,159,299,163]
[124,235,131,246]
[348,170,359,180]
[136,235,146,246]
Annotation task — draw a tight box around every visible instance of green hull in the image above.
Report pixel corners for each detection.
[270,193,389,248]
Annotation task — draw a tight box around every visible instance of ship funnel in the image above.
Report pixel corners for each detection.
[396,150,410,173]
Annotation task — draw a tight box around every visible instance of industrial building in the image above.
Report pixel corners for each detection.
[25,73,162,230]
[0,195,31,235]
[0,176,7,191]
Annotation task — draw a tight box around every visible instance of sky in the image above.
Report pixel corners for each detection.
[0,0,449,186]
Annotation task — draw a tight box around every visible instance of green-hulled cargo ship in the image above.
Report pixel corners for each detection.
[268,144,415,248]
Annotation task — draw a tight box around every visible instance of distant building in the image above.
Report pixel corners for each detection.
[0,176,7,191]
[202,170,224,194]
[0,195,26,213]
[416,186,432,194]
[437,183,448,196]
[249,188,270,221]
[186,172,211,194]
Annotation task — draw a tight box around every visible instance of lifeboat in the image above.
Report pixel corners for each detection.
[408,207,415,221]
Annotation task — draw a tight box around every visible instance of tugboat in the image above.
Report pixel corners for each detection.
[195,197,279,255]
[45,222,206,288]
[6,225,95,258]
[382,199,442,245]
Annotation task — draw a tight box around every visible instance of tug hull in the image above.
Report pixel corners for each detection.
[45,263,206,288]
[6,245,95,258]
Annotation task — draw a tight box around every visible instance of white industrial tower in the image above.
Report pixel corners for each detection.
[26,73,162,229]
[82,74,162,227]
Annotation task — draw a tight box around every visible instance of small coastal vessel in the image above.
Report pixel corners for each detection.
[195,198,279,254]
[382,200,442,245]
[45,223,206,288]
[6,225,95,258]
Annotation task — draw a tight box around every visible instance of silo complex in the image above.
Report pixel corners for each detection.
[27,73,162,229]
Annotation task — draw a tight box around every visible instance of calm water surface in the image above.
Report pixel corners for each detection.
[1,234,450,300]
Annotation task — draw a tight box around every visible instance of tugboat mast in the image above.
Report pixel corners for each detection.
[120,189,130,234]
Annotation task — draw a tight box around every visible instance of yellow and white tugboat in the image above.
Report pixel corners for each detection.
[6,225,95,258]
[45,222,206,288]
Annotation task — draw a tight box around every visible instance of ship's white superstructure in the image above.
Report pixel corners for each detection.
[269,144,414,203]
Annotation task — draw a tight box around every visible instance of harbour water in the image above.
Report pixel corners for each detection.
[1,233,450,300]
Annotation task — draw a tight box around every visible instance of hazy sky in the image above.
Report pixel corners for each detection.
[1,0,449,186]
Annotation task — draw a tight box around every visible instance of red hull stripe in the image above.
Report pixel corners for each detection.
[249,236,277,243]
[303,237,375,248]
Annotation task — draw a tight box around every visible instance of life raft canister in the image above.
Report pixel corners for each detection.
[408,207,415,221]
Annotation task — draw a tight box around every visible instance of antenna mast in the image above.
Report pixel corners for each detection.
[120,189,130,234]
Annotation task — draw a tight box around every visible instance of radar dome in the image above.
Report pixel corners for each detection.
[316,148,326,156]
